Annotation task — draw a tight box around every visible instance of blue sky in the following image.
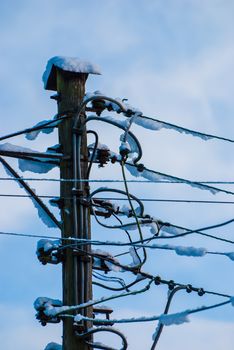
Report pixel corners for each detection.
[0,1,234,349]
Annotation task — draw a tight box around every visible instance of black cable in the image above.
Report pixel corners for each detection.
[93,271,128,289]
[112,212,142,265]
[125,161,234,197]
[89,188,145,217]
[96,197,234,205]
[0,156,61,229]
[141,115,234,144]
[0,112,72,142]
[2,192,234,205]
[87,130,99,179]
[93,278,146,292]
[151,286,185,350]
[85,115,143,163]
[76,326,128,350]
[91,95,234,144]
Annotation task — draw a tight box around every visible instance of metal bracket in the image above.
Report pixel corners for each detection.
[93,306,114,326]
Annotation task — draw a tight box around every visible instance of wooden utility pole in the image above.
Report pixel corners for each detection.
[45,65,94,350]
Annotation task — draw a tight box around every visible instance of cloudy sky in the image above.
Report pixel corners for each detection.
[0,1,234,349]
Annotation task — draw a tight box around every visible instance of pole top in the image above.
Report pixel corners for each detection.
[42,56,101,91]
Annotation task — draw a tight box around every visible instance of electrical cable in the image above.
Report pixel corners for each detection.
[75,326,128,350]
[3,94,234,348]
[2,192,234,205]
[93,271,128,289]
[0,176,234,184]
[0,113,71,142]
[89,188,145,216]
[125,161,234,197]
[140,115,234,144]
[53,279,155,317]
[87,130,99,179]
[120,160,148,267]
[0,156,61,229]
[151,286,185,350]
[85,115,142,163]
[0,226,231,300]
[86,93,234,144]
[63,299,232,325]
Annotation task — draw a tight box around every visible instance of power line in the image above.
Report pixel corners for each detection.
[140,115,234,144]
[2,83,234,349]
[63,299,232,325]
[96,197,234,205]
[88,94,234,144]
[0,176,234,184]
[125,162,234,197]
[0,113,71,142]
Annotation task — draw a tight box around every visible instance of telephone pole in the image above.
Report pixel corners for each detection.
[45,65,95,350]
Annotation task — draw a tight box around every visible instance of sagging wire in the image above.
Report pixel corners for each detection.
[89,187,234,245]
[91,200,149,268]
[0,156,61,229]
[86,100,234,197]
[0,112,71,142]
[89,188,145,216]
[59,235,234,263]
[55,253,231,320]
[68,299,232,326]
[103,190,161,263]
[1,225,231,300]
[48,278,155,318]
[63,246,146,287]
[3,92,234,347]
[75,326,128,350]
[124,161,234,197]
[85,115,142,163]
[140,115,234,144]
[0,149,63,160]
[93,271,128,290]
[86,91,234,144]
[87,130,99,179]
[151,286,185,349]
[111,212,143,265]
[156,220,234,244]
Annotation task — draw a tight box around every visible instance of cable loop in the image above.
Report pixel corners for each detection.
[76,326,128,350]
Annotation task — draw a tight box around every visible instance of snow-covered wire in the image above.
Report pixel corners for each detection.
[63,237,234,262]
[125,162,234,196]
[44,279,154,318]
[0,113,70,142]
[67,299,232,325]
[86,91,234,144]
[0,156,61,229]
[139,115,234,144]
[151,286,185,349]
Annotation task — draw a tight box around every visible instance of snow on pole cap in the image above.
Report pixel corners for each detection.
[43,56,101,90]
[44,343,62,350]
